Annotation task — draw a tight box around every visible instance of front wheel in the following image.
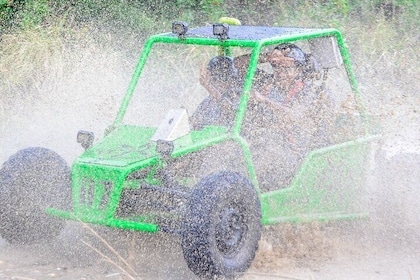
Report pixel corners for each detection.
[0,147,70,244]
[181,172,261,279]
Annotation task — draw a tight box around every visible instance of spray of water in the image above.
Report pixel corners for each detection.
[0,10,419,279]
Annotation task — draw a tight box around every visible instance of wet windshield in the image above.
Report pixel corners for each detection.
[122,40,355,136]
[123,44,251,129]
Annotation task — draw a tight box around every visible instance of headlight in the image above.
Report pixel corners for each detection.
[77,130,94,150]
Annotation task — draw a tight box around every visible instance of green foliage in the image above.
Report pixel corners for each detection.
[0,0,17,28]
[1,0,418,72]
[1,0,418,35]
[20,0,50,28]
[1,0,50,31]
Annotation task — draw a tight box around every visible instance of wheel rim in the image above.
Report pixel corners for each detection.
[215,204,247,257]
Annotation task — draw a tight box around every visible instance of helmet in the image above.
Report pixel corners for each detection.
[274,44,306,67]
[207,56,238,82]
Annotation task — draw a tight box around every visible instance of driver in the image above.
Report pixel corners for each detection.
[190,56,241,129]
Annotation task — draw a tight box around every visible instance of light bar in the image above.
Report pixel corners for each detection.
[172,22,188,38]
[213,23,229,40]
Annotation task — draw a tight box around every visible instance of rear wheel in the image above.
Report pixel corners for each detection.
[181,172,261,279]
[0,147,70,244]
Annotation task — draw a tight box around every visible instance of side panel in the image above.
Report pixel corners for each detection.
[171,140,249,187]
[261,137,373,224]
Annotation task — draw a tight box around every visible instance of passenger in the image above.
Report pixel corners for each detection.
[239,45,328,191]
[254,44,335,145]
[190,56,242,130]
[254,43,321,111]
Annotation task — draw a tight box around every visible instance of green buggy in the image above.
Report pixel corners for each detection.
[0,21,378,278]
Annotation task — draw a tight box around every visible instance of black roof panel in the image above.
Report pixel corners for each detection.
[164,25,322,41]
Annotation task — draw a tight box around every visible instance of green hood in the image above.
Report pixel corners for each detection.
[76,125,159,167]
[75,125,230,168]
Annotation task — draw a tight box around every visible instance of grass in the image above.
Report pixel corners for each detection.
[81,223,139,280]
[1,1,417,90]
[0,18,91,96]
[0,25,65,89]
[0,18,127,114]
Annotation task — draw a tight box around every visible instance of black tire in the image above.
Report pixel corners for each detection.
[181,172,261,279]
[0,147,70,244]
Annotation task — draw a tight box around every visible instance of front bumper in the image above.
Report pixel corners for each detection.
[46,207,159,233]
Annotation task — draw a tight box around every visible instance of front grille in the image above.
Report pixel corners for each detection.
[79,178,113,210]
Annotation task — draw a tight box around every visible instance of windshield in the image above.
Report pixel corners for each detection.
[123,44,251,129]
[121,39,356,136]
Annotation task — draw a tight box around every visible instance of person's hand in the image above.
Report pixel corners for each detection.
[267,50,295,67]
[253,89,268,103]
[252,85,275,107]
[252,85,291,113]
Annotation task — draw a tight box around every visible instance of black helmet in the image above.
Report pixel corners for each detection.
[207,56,238,82]
[274,44,306,66]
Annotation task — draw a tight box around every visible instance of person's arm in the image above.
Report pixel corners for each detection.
[199,66,222,100]
[252,84,292,114]
[233,53,251,77]
[234,52,273,73]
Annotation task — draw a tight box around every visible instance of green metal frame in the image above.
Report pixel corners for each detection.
[47,25,374,232]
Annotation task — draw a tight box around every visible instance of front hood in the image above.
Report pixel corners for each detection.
[76,125,159,167]
[75,124,231,168]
